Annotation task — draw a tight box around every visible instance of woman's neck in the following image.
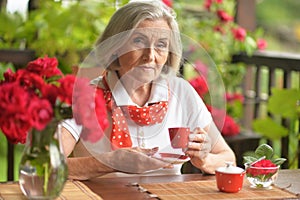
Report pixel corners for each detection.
[130,84,152,107]
[116,71,152,107]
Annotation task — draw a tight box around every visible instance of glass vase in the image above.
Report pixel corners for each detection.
[19,120,68,200]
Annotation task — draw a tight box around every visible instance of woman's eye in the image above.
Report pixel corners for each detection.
[156,41,168,50]
[133,37,146,46]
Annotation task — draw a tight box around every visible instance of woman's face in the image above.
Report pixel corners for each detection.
[117,19,171,83]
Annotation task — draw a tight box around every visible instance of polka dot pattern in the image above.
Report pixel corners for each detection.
[102,75,169,150]
[127,102,168,126]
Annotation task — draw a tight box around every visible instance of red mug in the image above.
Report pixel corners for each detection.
[168,127,190,148]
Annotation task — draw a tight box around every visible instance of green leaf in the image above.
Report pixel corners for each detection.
[252,117,289,140]
[272,158,287,166]
[268,88,300,119]
[243,156,258,164]
[255,144,274,159]
[242,144,286,166]
[243,151,259,158]
[244,36,257,55]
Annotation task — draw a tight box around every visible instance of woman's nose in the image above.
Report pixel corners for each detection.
[142,47,155,62]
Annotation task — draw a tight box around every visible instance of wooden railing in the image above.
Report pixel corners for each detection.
[183,50,300,173]
[231,50,300,169]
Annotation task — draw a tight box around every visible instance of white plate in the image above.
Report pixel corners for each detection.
[153,153,190,164]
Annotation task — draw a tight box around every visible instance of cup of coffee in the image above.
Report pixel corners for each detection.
[168,127,190,148]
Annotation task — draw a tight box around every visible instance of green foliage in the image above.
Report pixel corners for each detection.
[253,88,300,140]
[175,0,263,92]
[26,1,115,73]
[252,117,289,140]
[252,88,300,168]
[0,132,24,182]
[0,1,119,73]
[0,62,15,80]
[0,133,7,181]
[268,88,300,119]
[256,0,300,53]
[255,143,274,159]
[243,144,286,166]
[0,12,25,49]
[226,98,243,119]
[256,0,300,26]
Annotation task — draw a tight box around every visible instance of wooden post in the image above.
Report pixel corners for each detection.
[235,0,256,31]
[235,0,257,129]
[7,142,14,181]
[0,0,7,11]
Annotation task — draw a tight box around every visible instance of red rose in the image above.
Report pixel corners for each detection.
[41,84,60,106]
[207,106,226,125]
[28,96,53,131]
[13,70,46,93]
[217,10,233,22]
[232,27,247,42]
[0,83,31,143]
[213,25,225,34]
[72,78,108,143]
[72,78,94,125]
[58,75,76,105]
[1,118,29,144]
[189,76,209,98]
[204,0,213,10]
[162,0,172,8]
[226,92,244,104]
[95,88,109,131]
[207,106,240,136]
[220,115,240,136]
[2,68,17,83]
[0,56,108,144]
[26,56,62,78]
[257,38,268,50]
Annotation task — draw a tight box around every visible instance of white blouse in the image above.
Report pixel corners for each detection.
[62,71,215,176]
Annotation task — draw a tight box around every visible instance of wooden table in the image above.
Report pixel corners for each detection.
[0,170,299,199]
[82,169,300,200]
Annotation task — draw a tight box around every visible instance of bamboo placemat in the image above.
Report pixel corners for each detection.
[0,180,103,200]
[139,180,298,200]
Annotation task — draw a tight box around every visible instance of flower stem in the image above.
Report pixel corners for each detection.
[43,162,49,194]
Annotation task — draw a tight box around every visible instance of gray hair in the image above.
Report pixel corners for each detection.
[94,0,182,73]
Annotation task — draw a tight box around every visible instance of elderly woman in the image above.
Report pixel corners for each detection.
[62,0,235,180]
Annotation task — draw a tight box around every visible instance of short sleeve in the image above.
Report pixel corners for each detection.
[61,119,82,142]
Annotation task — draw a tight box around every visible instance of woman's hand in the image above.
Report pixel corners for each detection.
[185,127,211,166]
[185,124,236,174]
[95,147,173,174]
[132,146,159,156]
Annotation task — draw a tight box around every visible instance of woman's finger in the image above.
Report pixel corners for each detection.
[189,133,207,143]
[132,146,159,156]
[187,141,202,150]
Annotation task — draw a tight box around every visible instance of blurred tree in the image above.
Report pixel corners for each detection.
[256,0,300,53]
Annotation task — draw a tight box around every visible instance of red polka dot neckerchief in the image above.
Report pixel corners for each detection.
[101,72,169,150]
